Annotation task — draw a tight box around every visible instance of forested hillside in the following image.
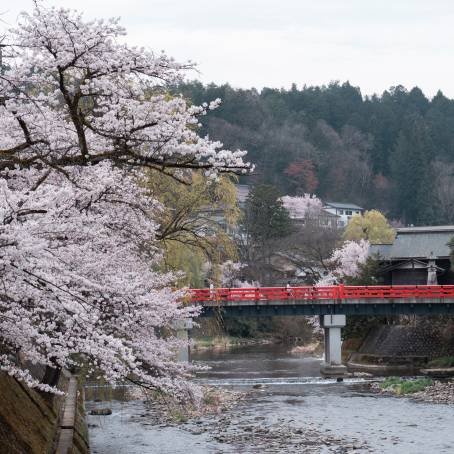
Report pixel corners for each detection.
[177,81,454,225]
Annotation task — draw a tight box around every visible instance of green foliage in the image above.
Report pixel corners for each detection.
[245,184,293,244]
[143,170,240,287]
[427,356,454,368]
[344,256,382,286]
[223,317,274,338]
[389,114,436,224]
[343,210,395,244]
[380,377,433,395]
[177,81,454,224]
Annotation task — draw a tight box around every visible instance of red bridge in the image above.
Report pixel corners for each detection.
[189,285,454,316]
[186,285,454,376]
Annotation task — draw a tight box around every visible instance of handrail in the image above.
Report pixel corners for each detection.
[189,285,454,303]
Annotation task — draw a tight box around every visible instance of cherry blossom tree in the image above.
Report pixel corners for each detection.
[281,194,323,220]
[0,5,249,397]
[331,239,370,278]
[316,239,370,286]
[218,261,245,287]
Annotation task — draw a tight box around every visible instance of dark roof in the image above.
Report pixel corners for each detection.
[370,225,454,260]
[325,202,363,210]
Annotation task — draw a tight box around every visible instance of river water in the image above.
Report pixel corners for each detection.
[87,344,454,453]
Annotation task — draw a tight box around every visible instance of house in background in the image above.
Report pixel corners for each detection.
[370,226,454,285]
[286,205,341,229]
[324,202,364,227]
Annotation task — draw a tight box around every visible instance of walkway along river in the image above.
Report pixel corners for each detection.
[87,344,454,453]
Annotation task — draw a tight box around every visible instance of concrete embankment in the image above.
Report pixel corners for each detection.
[346,324,454,375]
[0,371,89,454]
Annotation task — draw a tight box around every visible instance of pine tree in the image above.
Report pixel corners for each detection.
[390,114,436,224]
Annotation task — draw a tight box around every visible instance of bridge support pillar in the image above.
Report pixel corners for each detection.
[173,319,193,362]
[320,314,347,377]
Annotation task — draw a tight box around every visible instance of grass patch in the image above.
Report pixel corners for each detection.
[380,377,433,395]
[192,335,258,349]
[427,356,454,368]
[168,408,188,423]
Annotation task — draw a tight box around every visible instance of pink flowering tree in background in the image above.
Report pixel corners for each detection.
[316,239,370,286]
[218,261,245,287]
[281,194,323,220]
[0,5,249,397]
[308,239,369,332]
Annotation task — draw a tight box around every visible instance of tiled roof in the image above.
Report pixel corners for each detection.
[370,226,454,260]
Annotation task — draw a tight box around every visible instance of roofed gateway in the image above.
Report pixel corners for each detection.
[370,225,454,285]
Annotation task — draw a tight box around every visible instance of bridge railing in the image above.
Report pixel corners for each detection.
[189,285,454,303]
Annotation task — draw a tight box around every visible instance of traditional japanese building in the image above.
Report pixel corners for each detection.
[370,226,454,285]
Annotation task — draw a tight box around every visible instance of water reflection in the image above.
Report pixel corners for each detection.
[192,343,322,380]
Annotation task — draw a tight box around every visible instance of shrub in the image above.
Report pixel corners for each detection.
[427,356,454,368]
[380,377,433,395]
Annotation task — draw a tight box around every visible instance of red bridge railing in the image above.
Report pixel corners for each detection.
[189,285,454,304]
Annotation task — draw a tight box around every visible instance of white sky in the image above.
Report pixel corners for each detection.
[2,0,454,98]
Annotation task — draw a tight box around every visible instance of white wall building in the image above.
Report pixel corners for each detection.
[323,202,364,227]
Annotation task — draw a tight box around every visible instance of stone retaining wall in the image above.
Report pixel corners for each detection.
[358,324,454,358]
[0,372,89,454]
[346,323,454,374]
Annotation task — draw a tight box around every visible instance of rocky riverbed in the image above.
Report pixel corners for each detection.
[87,387,371,453]
[371,379,454,404]
[87,345,454,453]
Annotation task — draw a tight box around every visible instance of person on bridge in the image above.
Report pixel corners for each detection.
[286,281,293,298]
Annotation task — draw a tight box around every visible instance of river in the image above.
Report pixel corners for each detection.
[87,344,454,453]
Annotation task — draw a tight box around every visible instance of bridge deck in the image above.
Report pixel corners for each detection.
[190,285,454,316]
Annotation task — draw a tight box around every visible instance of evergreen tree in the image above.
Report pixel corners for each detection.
[390,114,436,224]
[244,184,293,244]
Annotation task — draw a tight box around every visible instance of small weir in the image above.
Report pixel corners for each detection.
[195,376,375,386]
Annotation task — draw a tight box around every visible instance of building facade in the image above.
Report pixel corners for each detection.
[370,226,454,285]
[323,202,364,227]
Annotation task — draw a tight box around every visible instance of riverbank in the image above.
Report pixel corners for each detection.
[371,377,454,404]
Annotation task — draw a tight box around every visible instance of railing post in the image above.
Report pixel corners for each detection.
[338,284,344,302]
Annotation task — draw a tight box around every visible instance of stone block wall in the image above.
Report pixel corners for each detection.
[0,372,89,454]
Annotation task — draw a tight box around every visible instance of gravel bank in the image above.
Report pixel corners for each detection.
[371,379,454,404]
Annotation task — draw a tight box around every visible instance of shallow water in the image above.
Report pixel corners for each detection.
[87,343,454,453]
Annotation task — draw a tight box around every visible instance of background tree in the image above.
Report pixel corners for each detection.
[389,114,436,224]
[145,170,240,287]
[177,80,454,225]
[343,210,395,244]
[280,223,341,284]
[239,184,293,284]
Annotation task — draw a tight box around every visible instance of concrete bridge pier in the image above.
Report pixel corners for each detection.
[320,314,348,377]
[173,318,193,362]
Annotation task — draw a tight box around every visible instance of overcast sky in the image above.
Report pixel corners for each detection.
[2,0,454,98]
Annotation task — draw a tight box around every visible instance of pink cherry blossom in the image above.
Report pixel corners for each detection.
[0,4,249,397]
[281,194,323,219]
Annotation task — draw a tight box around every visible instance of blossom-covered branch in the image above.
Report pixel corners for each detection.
[0,4,250,398]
